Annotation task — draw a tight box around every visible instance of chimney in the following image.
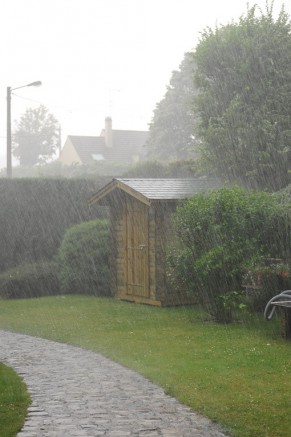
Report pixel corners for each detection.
[105,116,112,148]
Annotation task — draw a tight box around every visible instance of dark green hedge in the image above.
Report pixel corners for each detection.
[0,177,109,272]
[0,261,60,299]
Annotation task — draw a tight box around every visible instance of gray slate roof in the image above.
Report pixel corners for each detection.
[68,136,105,164]
[89,178,221,206]
[117,178,221,200]
[68,130,148,165]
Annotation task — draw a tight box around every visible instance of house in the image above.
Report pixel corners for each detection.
[59,117,148,166]
[89,178,221,306]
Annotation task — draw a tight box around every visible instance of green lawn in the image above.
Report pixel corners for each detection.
[0,363,30,437]
[0,295,290,437]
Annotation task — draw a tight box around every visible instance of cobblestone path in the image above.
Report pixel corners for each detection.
[0,330,230,437]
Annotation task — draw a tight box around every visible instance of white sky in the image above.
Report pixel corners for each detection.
[0,0,289,168]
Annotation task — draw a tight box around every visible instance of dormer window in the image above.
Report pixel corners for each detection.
[91,154,105,161]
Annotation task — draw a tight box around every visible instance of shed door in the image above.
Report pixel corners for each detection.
[125,200,149,297]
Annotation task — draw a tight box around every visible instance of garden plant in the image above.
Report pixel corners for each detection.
[168,186,291,322]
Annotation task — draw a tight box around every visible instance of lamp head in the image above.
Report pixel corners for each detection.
[27,81,42,87]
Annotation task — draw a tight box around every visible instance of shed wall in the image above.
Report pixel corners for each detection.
[108,194,195,306]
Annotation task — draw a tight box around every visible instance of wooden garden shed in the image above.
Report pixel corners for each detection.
[89,178,220,306]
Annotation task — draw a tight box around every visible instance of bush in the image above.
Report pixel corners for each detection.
[168,186,291,322]
[0,261,60,299]
[57,220,111,296]
[123,159,204,178]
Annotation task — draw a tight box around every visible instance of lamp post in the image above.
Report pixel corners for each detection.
[6,81,42,178]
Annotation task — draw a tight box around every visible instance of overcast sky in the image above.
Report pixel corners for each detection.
[0,0,289,168]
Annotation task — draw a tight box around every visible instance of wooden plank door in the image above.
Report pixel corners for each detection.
[125,200,149,297]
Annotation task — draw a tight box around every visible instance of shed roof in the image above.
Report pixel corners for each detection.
[89,178,221,206]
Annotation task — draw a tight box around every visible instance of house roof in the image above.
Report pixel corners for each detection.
[68,130,148,165]
[89,178,221,206]
[68,136,105,164]
[107,131,149,162]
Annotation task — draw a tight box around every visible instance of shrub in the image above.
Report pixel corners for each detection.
[168,186,291,322]
[123,159,203,178]
[57,220,111,296]
[122,160,169,178]
[0,261,60,299]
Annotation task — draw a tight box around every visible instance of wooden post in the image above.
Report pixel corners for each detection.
[281,308,291,340]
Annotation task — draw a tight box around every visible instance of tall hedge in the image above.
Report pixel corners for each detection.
[0,177,109,272]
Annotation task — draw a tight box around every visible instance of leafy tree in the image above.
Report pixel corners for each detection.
[146,52,199,161]
[168,186,291,322]
[194,2,291,191]
[13,105,59,166]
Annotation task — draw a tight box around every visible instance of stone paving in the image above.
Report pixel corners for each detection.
[0,330,230,437]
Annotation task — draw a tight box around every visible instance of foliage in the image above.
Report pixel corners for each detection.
[123,160,169,177]
[0,261,59,299]
[0,159,129,179]
[146,52,199,161]
[0,363,30,436]
[50,160,129,178]
[123,159,204,178]
[194,2,291,191]
[0,296,290,437]
[0,178,108,272]
[13,105,60,166]
[57,220,111,296]
[212,291,247,323]
[169,186,291,322]
[166,159,206,177]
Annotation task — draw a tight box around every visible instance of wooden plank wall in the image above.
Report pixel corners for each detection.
[109,195,195,306]
[109,195,126,297]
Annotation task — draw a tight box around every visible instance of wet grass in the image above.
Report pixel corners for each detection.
[0,363,30,437]
[0,295,290,437]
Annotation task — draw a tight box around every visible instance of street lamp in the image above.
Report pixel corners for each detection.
[6,81,42,178]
